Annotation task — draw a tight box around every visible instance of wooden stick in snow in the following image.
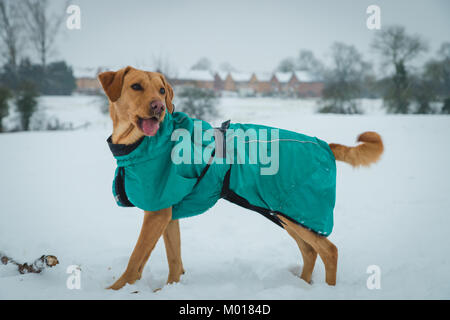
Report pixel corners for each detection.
[0,253,59,274]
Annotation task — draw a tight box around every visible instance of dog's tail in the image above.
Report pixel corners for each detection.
[329,132,384,167]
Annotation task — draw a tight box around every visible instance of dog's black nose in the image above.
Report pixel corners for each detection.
[150,100,165,114]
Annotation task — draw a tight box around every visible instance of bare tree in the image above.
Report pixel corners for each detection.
[372,25,428,113]
[422,42,450,113]
[276,57,296,72]
[191,57,212,71]
[276,51,324,79]
[297,50,324,80]
[15,80,38,131]
[0,86,12,132]
[151,53,177,79]
[0,0,23,68]
[437,42,450,60]
[219,62,236,73]
[177,87,218,120]
[19,0,68,68]
[372,25,428,69]
[319,42,371,114]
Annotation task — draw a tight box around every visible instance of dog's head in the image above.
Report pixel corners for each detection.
[98,66,174,139]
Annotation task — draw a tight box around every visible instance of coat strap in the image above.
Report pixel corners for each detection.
[215,119,230,159]
[194,150,215,188]
[194,120,230,188]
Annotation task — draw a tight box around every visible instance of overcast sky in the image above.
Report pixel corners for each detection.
[50,0,450,73]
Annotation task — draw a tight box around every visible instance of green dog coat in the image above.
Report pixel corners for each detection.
[108,111,336,236]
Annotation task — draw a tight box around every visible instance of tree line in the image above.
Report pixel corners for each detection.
[0,0,75,132]
[276,25,450,114]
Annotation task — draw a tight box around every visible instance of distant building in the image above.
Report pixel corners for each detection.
[249,73,273,95]
[172,70,215,90]
[272,72,299,96]
[213,71,227,91]
[294,71,323,97]
[223,73,235,92]
[297,82,324,97]
[229,72,253,95]
[74,67,101,94]
[74,66,324,97]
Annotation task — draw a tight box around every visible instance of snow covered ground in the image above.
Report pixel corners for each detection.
[1,96,449,299]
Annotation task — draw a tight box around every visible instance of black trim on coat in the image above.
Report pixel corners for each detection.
[220,169,284,228]
[107,136,145,157]
[114,167,135,207]
[220,169,325,236]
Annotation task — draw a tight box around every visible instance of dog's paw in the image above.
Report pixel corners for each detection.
[166,268,185,285]
[300,275,313,285]
[107,273,139,290]
[107,278,130,290]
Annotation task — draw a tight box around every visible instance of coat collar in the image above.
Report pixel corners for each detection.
[107,111,184,166]
[107,135,145,157]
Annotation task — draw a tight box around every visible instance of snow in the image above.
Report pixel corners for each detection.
[229,72,253,82]
[274,71,316,83]
[72,67,99,79]
[215,71,229,81]
[294,71,314,82]
[253,72,273,82]
[1,96,450,299]
[176,69,215,82]
[274,72,293,83]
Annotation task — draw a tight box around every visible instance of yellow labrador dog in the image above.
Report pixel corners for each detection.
[98,66,383,290]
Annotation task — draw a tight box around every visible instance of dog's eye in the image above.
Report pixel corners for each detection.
[159,87,165,95]
[131,83,143,91]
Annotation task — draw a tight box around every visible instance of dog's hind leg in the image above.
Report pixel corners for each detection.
[283,225,317,283]
[278,215,338,286]
[108,208,172,290]
[163,219,185,284]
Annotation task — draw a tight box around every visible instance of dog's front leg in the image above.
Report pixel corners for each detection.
[163,219,185,284]
[108,207,172,290]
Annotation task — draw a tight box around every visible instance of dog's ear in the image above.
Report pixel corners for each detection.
[98,66,131,102]
[159,74,174,113]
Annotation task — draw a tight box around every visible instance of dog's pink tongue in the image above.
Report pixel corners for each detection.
[141,118,159,136]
